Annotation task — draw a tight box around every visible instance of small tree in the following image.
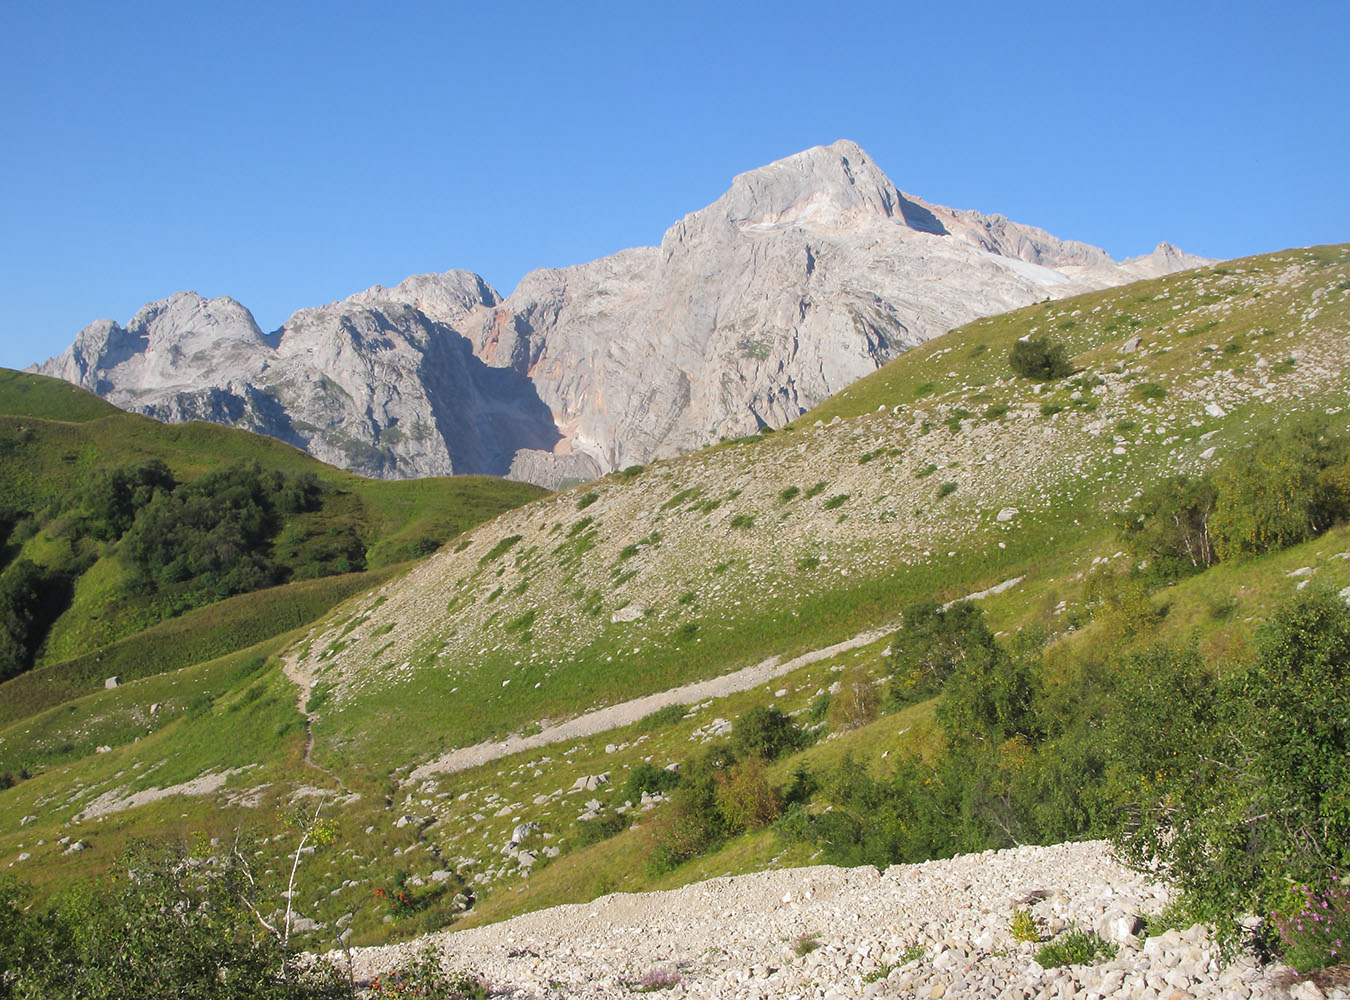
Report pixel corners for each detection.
[731,705,800,761]
[714,756,781,831]
[1009,336,1073,381]
[1118,474,1218,577]
[1113,589,1350,949]
[828,668,879,730]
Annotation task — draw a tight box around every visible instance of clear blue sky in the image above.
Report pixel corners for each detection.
[2,0,1346,370]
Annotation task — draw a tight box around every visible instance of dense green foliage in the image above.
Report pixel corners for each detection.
[1123,418,1350,577]
[0,844,350,999]
[883,599,1001,708]
[118,463,327,602]
[0,560,66,682]
[1117,590,1350,944]
[767,588,1350,956]
[1008,335,1073,381]
[730,705,802,761]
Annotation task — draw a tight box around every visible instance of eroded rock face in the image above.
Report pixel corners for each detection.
[33,140,1207,484]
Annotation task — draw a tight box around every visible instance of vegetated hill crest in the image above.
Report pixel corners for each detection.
[34,140,1207,487]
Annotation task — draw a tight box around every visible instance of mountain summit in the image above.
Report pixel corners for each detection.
[33,141,1208,485]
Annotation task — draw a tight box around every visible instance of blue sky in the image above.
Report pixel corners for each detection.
[1,0,1346,369]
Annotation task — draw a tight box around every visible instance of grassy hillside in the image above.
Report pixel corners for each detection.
[0,370,546,682]
[297,245,1350,770]
[2,246,1348,959]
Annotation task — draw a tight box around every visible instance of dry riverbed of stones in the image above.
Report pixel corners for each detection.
[349,841,1344,999]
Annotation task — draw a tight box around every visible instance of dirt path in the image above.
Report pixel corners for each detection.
[407,624,894,783]
[405,576,1022,782]
[281,652,349,794]
[406,576,1024,782]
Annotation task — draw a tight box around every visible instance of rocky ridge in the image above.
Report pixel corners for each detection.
[349,841,1331,999]
[33,141,1206,486]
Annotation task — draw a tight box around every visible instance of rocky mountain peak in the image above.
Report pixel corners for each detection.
[715,139,908,230]
[34,140,1210,486]
[345,270,502,325]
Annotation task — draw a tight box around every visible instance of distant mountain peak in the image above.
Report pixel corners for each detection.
[33,142,1210,486]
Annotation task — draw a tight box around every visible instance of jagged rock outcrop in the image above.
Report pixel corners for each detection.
[33,140,1208,484]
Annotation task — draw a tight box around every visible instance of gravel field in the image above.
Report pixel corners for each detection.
[348,841,1343,999]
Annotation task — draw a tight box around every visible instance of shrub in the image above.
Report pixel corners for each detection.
[729,513,755,529]
[731,706,801,761]
[4,841,351,999]
[936,481,957,499]
[1135,382,1167,401]
[576,491,599,510]
[1118,474,1217,577]
[828,669,878,731]
[1010,908,1042,943]
[368,944,488,999]
[625,762,680,803]
[646,745,735,873]
[1035,930,1116,968]
[1209,418,1350,560]
[778,486,800,503]
[714,755,781,831]
[1113,590,1350,947]
[1039,402,1064,417]
[885,600,1000,708]
[822,494,849,510]
[575,810,630,847]
[637,704,687,731]
[1270,883,1350,972]
[1009,336,1072,381]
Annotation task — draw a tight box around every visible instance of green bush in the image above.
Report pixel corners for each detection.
[368,944,487,999]
[1035,930,1116,968]
[575,810,630,847]
[731,705,801,761]
[1113,589,1350,948]
[714,755,780,831]
[625,762,680,803]
[1009,336,1073,381]
[637,704,687,731]
[1118,474,1218,578]
[828,669,878,731]
[1,842,350,999]
[646,745,736,873]
[0,559,68,682]
[885,600,1000,709]
[1210,418,1350,560]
